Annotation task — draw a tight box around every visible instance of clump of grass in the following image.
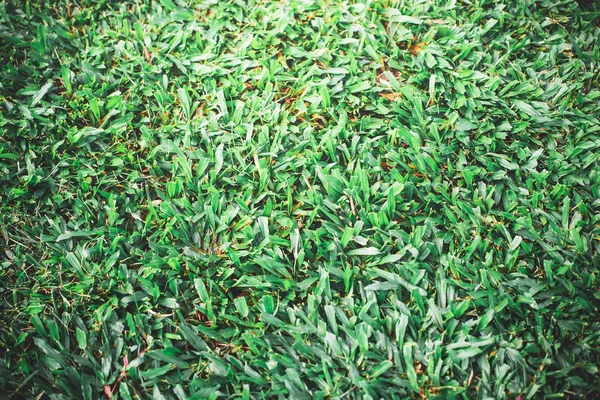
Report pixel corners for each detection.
[1,0,599,398]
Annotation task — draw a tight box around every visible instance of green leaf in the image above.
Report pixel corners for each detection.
[234,297,249,318]
[347,247,379,256]
[31,81,52,106]
[141,365,176,380]
[76,328,87,350]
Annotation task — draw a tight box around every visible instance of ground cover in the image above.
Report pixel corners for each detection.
[1,0,599,398]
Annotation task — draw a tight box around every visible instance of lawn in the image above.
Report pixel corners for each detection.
[1,0,599,398]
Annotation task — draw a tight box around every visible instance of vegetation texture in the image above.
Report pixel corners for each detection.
[1,0,600,398]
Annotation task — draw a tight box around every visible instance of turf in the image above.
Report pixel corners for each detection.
[1,0,599,398]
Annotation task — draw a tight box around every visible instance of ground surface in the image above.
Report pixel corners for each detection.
[1,0,600,398]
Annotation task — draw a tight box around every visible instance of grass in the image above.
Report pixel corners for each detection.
[0,0,599,398]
